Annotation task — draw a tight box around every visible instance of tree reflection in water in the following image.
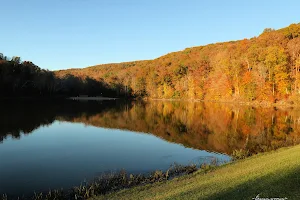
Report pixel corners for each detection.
[1,100,300,156]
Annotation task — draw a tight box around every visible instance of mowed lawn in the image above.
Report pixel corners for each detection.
[92,145,300,200]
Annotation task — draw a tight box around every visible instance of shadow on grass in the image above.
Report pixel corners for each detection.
[200,166,300,200]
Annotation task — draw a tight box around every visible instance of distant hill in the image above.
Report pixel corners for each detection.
[0,54,121,98]
[55,23,300,103]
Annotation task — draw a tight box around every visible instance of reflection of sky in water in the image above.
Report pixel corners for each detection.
[0,121,230,196]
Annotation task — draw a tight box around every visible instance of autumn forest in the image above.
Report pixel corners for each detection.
[2,23,300,103]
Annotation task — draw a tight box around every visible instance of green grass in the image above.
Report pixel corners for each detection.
[91,145,300,200]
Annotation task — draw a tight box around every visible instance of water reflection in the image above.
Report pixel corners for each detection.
[1,100,300,195]
[1,100,300,156]
[0,100,232,195]
[2,121,224,195]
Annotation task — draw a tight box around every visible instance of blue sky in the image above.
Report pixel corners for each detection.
[1,0,299,70]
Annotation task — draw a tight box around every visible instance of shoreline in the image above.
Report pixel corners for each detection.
[0,96,299,109]
[145,98,299,109]
[69,96,118,101]
[1,163,215,200]
[92,144,300,200]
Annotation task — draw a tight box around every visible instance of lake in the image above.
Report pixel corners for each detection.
[1,100,300,196]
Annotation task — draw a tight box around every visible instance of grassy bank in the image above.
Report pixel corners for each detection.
[92,145,300,200]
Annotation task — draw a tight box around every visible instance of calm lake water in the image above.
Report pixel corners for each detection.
[1,100,300,196]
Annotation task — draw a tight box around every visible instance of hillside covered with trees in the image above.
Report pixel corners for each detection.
[55,23,300,104]
[2,23,300,103]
